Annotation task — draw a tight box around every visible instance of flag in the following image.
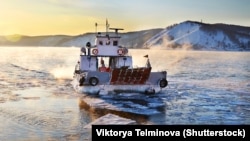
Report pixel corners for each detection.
[144,55,148,58]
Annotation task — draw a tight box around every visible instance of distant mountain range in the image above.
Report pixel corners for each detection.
[1,21,250,51]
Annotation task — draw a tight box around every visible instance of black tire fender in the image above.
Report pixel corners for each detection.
[159,78,168,88]
[145,88,155,95]
[89,77,99,86]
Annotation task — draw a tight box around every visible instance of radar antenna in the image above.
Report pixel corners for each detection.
[109,28,124,35]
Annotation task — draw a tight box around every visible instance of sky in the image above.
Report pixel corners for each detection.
[0,0,249,36]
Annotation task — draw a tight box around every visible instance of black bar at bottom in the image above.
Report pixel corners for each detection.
[92,125,249,141]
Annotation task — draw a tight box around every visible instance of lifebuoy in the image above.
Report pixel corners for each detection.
[117,49,124,55]
[92,49,98,55]
[159,78,168,88]
[89,77,99,86]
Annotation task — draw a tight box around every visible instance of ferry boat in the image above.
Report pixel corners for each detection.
[72,21,168,95]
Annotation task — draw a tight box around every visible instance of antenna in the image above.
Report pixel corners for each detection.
[95,19,124,35]
[95,23,98,34]
[109,28,124,35]
[106,18,109,35]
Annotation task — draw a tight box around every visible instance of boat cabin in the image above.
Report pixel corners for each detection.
[77,27,132,73]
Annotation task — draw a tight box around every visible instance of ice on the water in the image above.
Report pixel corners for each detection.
[84,113,137,129]
[76,91,166,115]
[0,47,249,141]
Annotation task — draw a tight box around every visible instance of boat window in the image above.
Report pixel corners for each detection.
[99,41,103,45]
[113,41,118,46]
[106,40,110,45]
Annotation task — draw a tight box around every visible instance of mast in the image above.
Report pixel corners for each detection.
[95,22,98,34]
[106,18,109,35]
